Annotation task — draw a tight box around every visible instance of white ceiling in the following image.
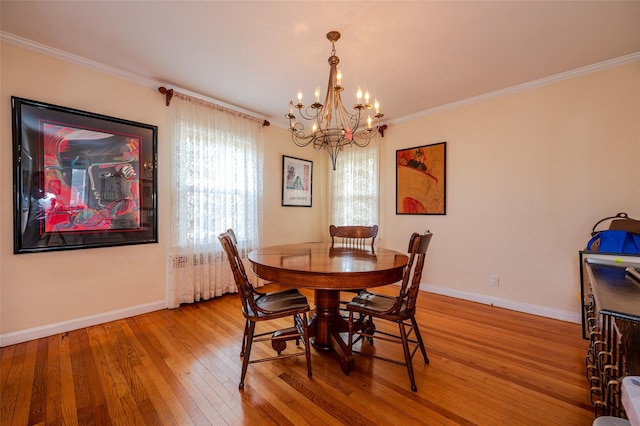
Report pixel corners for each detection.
[2,1,640,127]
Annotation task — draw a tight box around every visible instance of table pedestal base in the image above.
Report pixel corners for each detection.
[307,289,354,374]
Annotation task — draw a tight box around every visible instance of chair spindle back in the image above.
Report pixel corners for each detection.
[330,225,379,247]
[218,230,257,317]
[396,231,433,314]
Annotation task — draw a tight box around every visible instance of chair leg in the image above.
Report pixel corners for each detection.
[348,310,355,350]
[239,320,255,390]
[364,315,375,345]
[411,316,429,364]
[399,320,418,392]
[294,316,301,347]
[240,319,250,357]
[301,312,312,379]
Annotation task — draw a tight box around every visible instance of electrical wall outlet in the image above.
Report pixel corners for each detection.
[490,274,499,286]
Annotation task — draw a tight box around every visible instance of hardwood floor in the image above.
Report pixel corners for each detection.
[1,284,594,425]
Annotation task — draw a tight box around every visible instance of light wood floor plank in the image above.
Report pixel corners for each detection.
[10,340,37,426]
[1,343,25,425]
[73,328,113,425]
[44,336,62,425]
[127,315,209,425]
[0,344,17,390]
[26,338,48,425]
[119,317,190,425]
[87,324,146,425]
[58,333,80,425]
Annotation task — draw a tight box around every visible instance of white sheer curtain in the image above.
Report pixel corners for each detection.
[328,139,379,226]
[168,93,264,308]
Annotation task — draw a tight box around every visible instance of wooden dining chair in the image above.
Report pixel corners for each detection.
[226,227,238,245]
[330,225,378,248]
[347,231,433,392]
[330,225,380,310]
[218,230,312,390]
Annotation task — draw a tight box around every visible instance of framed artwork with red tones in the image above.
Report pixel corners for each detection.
[12,97,158,253]
[396,142,446,215]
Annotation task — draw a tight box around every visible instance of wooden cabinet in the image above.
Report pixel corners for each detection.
[580,252,640,418]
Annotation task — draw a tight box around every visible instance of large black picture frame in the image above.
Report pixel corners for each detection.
[12,97,158,253]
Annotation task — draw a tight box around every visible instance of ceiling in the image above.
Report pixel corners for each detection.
[2,1,640,127]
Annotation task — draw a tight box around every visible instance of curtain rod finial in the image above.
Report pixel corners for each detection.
[158,87,174,106]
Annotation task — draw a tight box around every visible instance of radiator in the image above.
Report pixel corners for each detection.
[167,249,262,308]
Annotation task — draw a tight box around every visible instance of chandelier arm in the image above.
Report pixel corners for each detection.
[296,105,322,121]
[351,130,376,146]
[353,120,381,144]
[329,88,354,128]
[350,111,382,147]
[289,124,315,148]
[341,105,361,129]
[320,84,335,132]
[326,141,342,171]
[336,100,363,139]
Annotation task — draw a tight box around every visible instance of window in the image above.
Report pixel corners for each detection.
[169,94,264,305]
[329,140,379,226]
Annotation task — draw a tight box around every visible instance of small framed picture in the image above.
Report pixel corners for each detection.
[282,155,312,207]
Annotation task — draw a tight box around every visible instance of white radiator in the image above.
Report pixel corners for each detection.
[167,249,262,308]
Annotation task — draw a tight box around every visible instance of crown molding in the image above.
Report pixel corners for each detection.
[0,31,266,120]
[1,31,160,89]
[391,51,640,125]
[3,30,637,128]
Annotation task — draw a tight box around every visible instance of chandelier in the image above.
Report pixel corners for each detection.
[286,31,384,170]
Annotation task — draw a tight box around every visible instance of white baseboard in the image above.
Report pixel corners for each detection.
[420,284,582,324]
[0,301,167,347]
[1,285,582,347]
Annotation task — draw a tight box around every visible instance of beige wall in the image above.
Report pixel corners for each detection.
[0,42,326,343]
[1,41,639,345]
[380,61,640,317]
[262,127,328,246]
[1,43,169,339]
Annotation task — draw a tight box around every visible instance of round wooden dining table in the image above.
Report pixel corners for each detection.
[248,242,408,374]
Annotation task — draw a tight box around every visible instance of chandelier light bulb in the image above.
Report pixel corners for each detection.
[356,87,362,103]
[375,99,380,114]
[315,86,320,103]
[337,70,342,86]
[365,91,370,104]
[297,90,303,103]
